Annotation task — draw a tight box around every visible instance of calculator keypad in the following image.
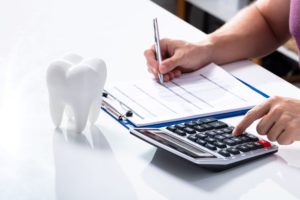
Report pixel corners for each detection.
[166,118,270,158]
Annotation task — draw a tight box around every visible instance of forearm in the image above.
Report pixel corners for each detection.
[207,1,290,65]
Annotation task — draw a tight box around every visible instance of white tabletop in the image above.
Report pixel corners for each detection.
[1,0,300,199]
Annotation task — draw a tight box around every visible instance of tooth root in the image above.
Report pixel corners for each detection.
[89,99,101,124]
[49,96,65,127]
[72,103,91,133]
[65,105,74,120]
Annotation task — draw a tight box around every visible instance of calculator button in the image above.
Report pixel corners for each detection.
[205,137,216,144]
[196,139,207,146]
[166,126,177,132]
[206,131,217,137]
[175,124,185,130]
[215,135,226,141]
[205,143,217,150]
[227,148,240,155]
[183,127,196,134]
[237,145,250,152]
[245,134,259,142]
[258,139,271,148]
[222,127,233,133]
[253,142,264,149]
[218,150,230,157]
[223,139,236,146]
[232,137,243,144]
[174,129,186,136]
[208,121,228,129]
[202,124,214,131]
[239,136,251,143]
[214,141,226,148]
[195,119,204,125]
[214,130,224,135]
[245,143,256,151]
[185,121,197,128]
[196,133,207,139]
[187,134,197,142]
[200,118,217,124]
[194,125,206,132]
[222,133,233,139]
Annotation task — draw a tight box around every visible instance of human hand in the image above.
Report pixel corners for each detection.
[233,96,300,145]
[144,38,213,81]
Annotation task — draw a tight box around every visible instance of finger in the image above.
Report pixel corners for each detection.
[283,123,300,143]
[256,116,274,136]
[164,73,170,82]
[147,66,153,75]
[152,69,159,80]
[159,38,172,59]
[145,49,159,73]
[162,70,181,82]
[173,69,182,78]
[277,131,293,145]
[147,60,158,74]
[169,71,176,80]
[144,48,156,62]
[294,128,300,141]
[160,53,182,74]
[148,67,159,80]
[233,100,271,136]
[265,115,288,142]
[256,107,282,135]
[277,129,293,145]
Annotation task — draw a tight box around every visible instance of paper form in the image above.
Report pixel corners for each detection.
[104,63,267,126]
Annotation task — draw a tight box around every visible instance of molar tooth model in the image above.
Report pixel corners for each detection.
[46,53,107,132]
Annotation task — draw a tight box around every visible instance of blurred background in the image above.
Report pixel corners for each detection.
[151,0,300,87]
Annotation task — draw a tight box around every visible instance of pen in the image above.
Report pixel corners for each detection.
[153,18,164,84]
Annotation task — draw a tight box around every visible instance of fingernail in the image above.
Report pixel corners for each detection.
[232,129,238,136]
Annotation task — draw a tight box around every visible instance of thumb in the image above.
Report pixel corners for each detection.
[160,55,181,74]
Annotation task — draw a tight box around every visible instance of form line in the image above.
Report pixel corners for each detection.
[171,80,214,108]
[199,74,247,102]
[160,84,203,111]
[114,87,156,118]
[133,84,177,114]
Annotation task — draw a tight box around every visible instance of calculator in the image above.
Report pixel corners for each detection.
[129,117,278,170]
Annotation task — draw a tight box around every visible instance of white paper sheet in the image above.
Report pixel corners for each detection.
[104,63,267,126]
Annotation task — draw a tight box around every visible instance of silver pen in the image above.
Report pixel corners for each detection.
[153,18,164,84]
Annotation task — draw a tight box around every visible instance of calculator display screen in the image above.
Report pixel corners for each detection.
[136,129,215,158]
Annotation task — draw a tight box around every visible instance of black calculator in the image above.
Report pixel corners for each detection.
[129,117,278,170]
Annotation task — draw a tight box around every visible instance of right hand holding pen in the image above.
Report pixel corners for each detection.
[144,38,213,81]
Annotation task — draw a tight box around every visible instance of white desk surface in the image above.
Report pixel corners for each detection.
[1,0,300,199]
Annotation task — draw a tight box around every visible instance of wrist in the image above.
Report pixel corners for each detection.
[196,35,216,65]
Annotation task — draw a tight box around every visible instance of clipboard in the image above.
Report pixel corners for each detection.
[101,77,269,130]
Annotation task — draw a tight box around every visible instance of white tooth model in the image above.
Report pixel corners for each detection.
[47,53,107,132]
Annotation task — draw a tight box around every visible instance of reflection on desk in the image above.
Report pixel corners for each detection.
[53,125,137,200]
[142,148,300,199]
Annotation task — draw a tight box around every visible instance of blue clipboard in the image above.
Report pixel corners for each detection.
[101,78,269,130]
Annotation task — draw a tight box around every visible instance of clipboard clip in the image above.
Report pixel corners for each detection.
[102,91,134,120]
